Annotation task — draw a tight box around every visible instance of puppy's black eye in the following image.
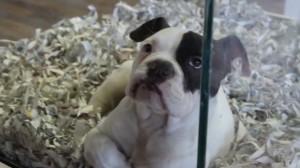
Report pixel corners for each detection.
[189,57,202,69]
[143,44,152,53]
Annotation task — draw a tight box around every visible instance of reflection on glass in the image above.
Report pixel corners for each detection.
[214,0,300,167]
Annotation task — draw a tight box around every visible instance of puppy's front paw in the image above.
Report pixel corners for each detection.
[84,127,131,168]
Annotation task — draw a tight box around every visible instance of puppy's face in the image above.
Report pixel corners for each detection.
[126,28,203,114]
[126,17,250,115]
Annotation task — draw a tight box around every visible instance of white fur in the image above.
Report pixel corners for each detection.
[84,27,235,168]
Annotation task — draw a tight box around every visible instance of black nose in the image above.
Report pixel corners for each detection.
[146,60,175,84]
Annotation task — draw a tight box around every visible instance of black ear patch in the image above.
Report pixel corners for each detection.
[129,17,170,42]
[176,32,250,97]
[211,35,251,96]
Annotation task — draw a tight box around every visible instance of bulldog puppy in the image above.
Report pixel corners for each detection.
[84,17,250,168]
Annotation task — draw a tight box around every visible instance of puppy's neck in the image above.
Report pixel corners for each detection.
[134,100,198,135]
[135,102,167,123]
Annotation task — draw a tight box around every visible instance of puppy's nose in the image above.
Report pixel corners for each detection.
[146,60,175,84]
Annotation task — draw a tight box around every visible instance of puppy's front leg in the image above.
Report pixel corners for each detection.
[84,97,138,168]
[84,127,131,168]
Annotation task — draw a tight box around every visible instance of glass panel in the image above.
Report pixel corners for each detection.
[212,0,300,167]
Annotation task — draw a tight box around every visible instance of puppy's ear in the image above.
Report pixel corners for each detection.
[129,17,170,42]
[210,35,250,96]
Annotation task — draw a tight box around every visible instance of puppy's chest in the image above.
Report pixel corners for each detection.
[131,108,198,167]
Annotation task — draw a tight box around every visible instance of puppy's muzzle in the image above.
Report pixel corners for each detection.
[146,60,175,85]
[131,60,175,97]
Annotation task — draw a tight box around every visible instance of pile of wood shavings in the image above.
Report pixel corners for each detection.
[0,5,135,168]
[0,0,299,167]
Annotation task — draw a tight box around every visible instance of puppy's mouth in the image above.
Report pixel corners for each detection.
[131,78,167,109]
[132,79,162,96]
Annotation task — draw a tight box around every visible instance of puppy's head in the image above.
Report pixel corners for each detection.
[126,17,250,115]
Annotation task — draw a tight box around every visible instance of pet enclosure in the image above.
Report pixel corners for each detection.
[0,0,300,167]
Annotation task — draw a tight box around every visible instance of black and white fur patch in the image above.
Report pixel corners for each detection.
[175,31,203,93]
